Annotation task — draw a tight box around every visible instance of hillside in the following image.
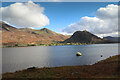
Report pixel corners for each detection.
[1,22,69,46]
[103,36,120,43]
[63,30,115,44]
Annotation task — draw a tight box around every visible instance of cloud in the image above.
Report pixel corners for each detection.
[96,32,119,38]
[62,4,118,37]
[0,1,49,28]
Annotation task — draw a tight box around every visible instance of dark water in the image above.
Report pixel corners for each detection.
[2,44,118,73]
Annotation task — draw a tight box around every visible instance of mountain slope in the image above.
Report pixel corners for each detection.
[1,22,69,46]
[1,22,19,32]
[63,30,114,43]
[103,36,120,43]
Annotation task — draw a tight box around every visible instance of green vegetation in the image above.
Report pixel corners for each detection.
[2,42,94,48]
[2,44,35,48]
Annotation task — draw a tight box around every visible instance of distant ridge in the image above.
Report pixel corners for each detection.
[39,28,52,34]
[63,30,115,44]
[35,28,58,35]
[103,36,120,43]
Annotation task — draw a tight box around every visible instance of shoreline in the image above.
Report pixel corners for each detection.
[2,54,119,79]
[2,43,118,48]
[2,43,93,48]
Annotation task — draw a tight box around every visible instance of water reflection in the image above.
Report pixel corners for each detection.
[2,44,118,73]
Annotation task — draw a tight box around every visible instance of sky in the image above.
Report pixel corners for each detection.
[1,0,120,2]
[1,1,119,37]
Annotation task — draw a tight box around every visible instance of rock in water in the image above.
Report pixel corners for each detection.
[76,52,82,56]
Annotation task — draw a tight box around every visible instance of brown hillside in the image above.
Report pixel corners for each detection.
[1,22,69,46]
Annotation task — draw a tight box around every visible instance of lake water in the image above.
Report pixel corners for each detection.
[2,44,118,73]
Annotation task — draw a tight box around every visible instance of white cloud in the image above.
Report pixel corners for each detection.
[96,32,119,38]
[0,1,49,28]
[62,4,118,37]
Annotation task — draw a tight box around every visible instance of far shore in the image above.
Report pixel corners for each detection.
[2,54,120,79]
[2,43,94,48]
[2,42,119,48]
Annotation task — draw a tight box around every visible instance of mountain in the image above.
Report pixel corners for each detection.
[63,30,115,44]
[103,36,120,42]
[1,22,69,46]
[1,22,19,32]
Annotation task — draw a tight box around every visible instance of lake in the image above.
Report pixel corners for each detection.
[2,44,118,73]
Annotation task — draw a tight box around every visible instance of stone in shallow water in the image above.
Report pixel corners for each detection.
[76,52,82,56]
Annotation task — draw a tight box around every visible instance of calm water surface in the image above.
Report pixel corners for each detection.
[2,44,118,73]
